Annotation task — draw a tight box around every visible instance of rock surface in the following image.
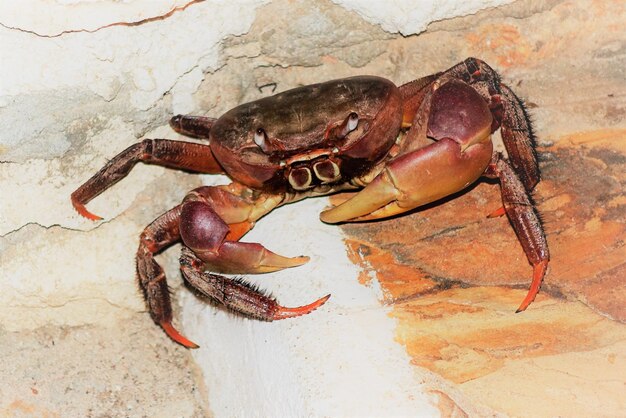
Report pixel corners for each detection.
[1,0,624,416]
[0,320,209,417]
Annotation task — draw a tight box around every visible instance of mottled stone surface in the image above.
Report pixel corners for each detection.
[0,320,210,417]
[1,0,624,416]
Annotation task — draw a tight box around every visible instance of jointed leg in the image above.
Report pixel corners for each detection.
[498,83,540,190]
[169,114,216,139]
[486,153,549,312]
[398,73,440,129]
[72,138,223,220]
[135,205,199,347]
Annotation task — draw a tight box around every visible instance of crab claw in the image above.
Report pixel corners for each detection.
[272,294,331,320]
[160,321,199,349]
[320,137,494,223]
[194,241,310,274]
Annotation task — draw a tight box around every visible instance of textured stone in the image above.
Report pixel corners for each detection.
[2,0,624,416]
[332,0,515,35]
[0,1,264,416]
[0,320,210,417]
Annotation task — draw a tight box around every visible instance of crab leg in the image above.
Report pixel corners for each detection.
[169,114,216,139]
[136,205,200,348]
[498,83,540,191]
[399,72,440,129]
[71,138,223,220]
[486,154,549,312]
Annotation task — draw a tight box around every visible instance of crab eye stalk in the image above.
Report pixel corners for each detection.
[254,128,271,153]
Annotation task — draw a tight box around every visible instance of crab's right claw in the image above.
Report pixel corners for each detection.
[321,79,495,224]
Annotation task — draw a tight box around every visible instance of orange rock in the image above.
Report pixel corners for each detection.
[339,134,626,321]
[465,24,532,68]
[337,128,626,414]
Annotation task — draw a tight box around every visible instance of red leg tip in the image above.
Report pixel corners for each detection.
[272,294,331,320]
[487,206,506,218]
[516,260,549,313]
[71,198,103,221]
[160,321,199,349]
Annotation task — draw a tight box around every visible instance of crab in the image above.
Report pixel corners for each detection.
[72,58,549,348]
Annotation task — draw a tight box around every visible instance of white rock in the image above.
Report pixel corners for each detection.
[333,0,514,35]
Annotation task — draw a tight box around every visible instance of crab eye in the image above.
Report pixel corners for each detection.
[254,128,267,148]
[347,112,359,132]
[337,112,359,139]
[254,128,274,154]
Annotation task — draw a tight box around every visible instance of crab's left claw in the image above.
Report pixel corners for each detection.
[320,137,493,223]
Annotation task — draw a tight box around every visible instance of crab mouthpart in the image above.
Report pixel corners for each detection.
[288,166,313,190]
[313,160,341,183]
